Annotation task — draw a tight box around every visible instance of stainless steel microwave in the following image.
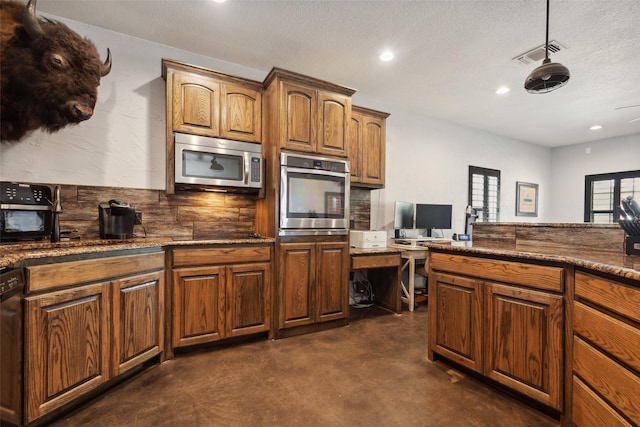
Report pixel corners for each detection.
[174,133,263,190]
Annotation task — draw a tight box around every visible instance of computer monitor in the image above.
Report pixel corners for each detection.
[393,201,414,236]
[415,204,452,237]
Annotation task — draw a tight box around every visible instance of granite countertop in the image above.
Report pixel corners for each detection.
[349,246,403,256]
[0,236,276,269]
[423,241,640,282]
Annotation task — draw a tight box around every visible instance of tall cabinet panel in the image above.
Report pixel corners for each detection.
[348,106,389,188]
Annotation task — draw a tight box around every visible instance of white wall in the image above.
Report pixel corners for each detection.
[2,15,634,229]
[549,134,640,222]
[357,102,553,237]
[0,16,266,189]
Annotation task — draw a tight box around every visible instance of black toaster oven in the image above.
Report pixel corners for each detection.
[0,182,53,242]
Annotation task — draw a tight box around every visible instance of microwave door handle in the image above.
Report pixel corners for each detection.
[244,152,250,185]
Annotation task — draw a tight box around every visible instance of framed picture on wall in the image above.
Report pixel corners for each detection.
[516,182,538,217]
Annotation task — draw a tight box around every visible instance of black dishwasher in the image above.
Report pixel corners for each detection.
[0,267,25,426]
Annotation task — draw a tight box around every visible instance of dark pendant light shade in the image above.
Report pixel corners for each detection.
[524,0,570,94]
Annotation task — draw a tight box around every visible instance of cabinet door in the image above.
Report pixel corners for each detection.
[112,271,163,376]
[347,112,363,183]
[171,71,220,136]
[361,115,385,186]
[226,262,271,337]
[485,282,563,410]
[315,242,349,323]
[317,91,350,157]
[220,84,262,143]
[430,272,484,373]
[278,243,315,329]
[173,266,225,347]
[25,282,110,423]
[0,287,22,425]
[281,82,316,152]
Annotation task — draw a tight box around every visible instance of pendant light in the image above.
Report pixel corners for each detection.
[524,0,570,93]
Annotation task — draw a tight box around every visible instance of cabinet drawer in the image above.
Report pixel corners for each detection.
[573,301,640,372]
[573,336,640,425]
[572,376,632,427]
[27,252,164,292]
[430,252,564,292]
[172,245,271,267]
[351,253,400,270]
[575,270,640,321]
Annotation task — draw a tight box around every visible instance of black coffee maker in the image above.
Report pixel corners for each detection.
[99,200,136,239]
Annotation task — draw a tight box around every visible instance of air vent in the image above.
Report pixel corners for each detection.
[512,40,566,65]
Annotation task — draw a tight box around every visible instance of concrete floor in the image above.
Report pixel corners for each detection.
[50,305,559,427]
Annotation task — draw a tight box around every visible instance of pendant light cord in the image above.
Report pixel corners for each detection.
[545,0,550,61]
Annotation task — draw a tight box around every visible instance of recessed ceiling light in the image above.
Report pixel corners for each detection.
[379,51,394,62]
[212,0,226,3]
[496,87,510,95]
[590,125,602,130]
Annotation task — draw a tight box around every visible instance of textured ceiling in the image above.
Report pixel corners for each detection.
[35,0,640,147]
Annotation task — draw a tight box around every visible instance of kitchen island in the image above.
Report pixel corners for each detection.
[424,222,640,427]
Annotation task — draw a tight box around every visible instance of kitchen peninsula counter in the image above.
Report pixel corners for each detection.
[425,223,640,425]
[422,240,640,282]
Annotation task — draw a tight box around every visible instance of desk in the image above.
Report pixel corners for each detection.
[350,247,402,314]
[389,244,429,312]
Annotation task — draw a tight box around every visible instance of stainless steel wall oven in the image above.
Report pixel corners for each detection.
[279,152,350,236]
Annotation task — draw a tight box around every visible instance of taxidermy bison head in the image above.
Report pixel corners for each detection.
[0,0,112,142]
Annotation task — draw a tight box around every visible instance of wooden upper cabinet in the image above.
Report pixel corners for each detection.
[348,106,389,188]
[281,82,316,152]
[163,59,263,142]
[265,67,356,157]
[171,71,220,137]
[317,91,350,157]
[220,84,262,143]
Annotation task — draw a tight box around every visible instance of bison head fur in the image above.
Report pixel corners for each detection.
[1,0,112,142]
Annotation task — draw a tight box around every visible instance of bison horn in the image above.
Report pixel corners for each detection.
[101,48,112,77]
[24,0,45,40]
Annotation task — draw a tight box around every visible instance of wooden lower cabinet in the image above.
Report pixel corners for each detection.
[170,245,272,350]
[278,241,349,332]
[428,251,564,411]
[430,272,483,373]
[24,253,164,424]
[485,283,563,410]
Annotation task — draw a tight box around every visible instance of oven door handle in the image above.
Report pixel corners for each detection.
[283,166,347,178]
